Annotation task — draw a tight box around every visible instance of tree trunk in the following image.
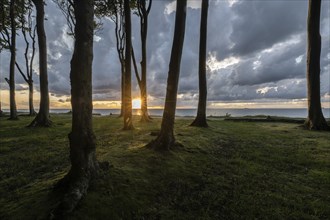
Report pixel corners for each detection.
[123,0,133,130]
[146,0,187,150]
[29,0,51,127]
[139,0,151,122]
[305,0,329,130]
[28,80,36,116]
[119,63,124,117]
[8,0,18,120]
[191,0,209,128]
[53,0,99,216]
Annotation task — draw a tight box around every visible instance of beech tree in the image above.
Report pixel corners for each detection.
[191,0,209,127]
[29,0,51,127]
[123,0,133,129]
[146,0,187,150]
[305,0,329,130]
[3,0,19,120]
[96,0,126,117]
[53,0,99,216]
[132,0,152,122]
[15,2,37,116]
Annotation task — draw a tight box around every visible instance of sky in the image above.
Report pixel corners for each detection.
[0,0,329,109]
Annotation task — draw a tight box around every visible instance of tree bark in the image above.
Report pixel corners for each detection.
[53,0,99,216]
[146,0,187,150]
[29,0,51,127]
[191,0,209,128]
[305,0,329,130]
[119,63,124,117]
[123,0,133,130]
[28,80,36,116]
[139,0,152,122]
[8,0,18,120]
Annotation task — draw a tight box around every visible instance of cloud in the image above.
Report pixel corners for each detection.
[0,0,329,109]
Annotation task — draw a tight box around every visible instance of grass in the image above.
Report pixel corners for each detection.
[0,114,329,219]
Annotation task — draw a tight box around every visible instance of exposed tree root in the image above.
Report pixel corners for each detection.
[51,161,109,219]
[304,119,330,131]
[140,113,152,123]
[28,110,37,116]
[190,117,208,127]
[28,113,52,127]
[146,133,184,151]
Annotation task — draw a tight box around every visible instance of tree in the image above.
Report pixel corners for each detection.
[52,0,75,37]
[146,0,187,150]
[29,0,51,127]
[132,0,152,122]
[0,0,7,116]
[53,0,99,215]
[305,0,329,130]
[7,0,18,120]
[123,0,134,130]
[15,1,37,116]
[191,0,209,127]
[99,0,126,118]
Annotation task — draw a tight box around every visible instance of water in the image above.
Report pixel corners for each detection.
[36,108,330,118]
[3,108,329,118]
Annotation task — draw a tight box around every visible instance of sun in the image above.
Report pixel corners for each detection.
[132,99,141,109]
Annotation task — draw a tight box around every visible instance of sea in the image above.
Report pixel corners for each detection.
[8,108,328,118]
[3,108,330,118]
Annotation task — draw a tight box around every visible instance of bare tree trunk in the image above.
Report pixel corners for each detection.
[305,0,329,130]
[139,0,152,122]
[53,0,99,216]
[28,81,36,116]
[191,0,209,127]
[123,0,133,130]
[29,0,51,127]
[119,63,124,117]
[146,0,187,151]
[8,0,18,120]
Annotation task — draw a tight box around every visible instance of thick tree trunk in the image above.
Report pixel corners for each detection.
[29,0,51,127]
[28,81,36,116]
[123,0,133,130]
[8,0,18,120]
[139,0,151,122]
[305,0,329,130]
[191,0,209,128]
[53,0,99,216]
[146,0,187,151]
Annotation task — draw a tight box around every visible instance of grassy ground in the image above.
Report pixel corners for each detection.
[0,114,329,219]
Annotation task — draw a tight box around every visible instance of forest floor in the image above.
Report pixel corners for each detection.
[0,114,329,219]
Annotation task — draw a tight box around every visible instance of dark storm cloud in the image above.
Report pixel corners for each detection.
[229,0,308,57]
[1,0,329,108]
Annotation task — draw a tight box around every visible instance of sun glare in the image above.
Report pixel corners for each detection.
[132,99,141,109]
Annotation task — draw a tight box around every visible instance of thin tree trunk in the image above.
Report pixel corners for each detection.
[191,0,209,127]
[28,81,36,116]
[29,0,51,127]
[123,0,133,130]
[8,0,18,120]
[53,0,99,216]
[305,0,329,130]
[119,63,124,117]
[0,63,3,116]
[139,0,152,122]
[146,0,187,150]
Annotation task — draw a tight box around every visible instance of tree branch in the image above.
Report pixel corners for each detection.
[132,45,141,89]
[15,62,29,83]
[147,0,152,15]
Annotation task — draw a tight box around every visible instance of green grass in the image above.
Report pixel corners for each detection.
[0,115,329,219]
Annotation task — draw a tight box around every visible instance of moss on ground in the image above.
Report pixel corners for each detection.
[0,115,329,219]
